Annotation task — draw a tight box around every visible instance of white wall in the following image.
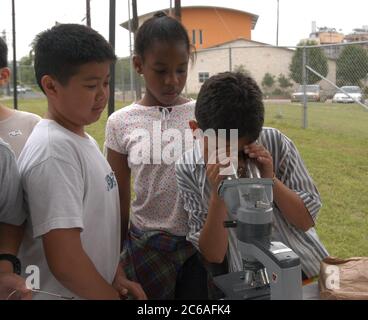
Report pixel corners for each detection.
[186,39,336,95]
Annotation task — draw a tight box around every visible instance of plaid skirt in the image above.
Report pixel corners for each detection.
[121,224,198,300]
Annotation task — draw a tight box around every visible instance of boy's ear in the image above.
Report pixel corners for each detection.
[132,55,143,75]
[0,67,10,86]
[41,75,58,97]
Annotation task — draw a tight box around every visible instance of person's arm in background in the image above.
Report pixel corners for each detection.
[0,143,31,299]
[0,224,24,273]
[107,149,131,246]
[43,228,120,300]
[0,224,31,300]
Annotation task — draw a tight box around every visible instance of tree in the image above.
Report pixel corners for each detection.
[233,64,251,76]
[18,56,35,85]
[114,57,144,93]
[336,45,368,87]
[277,73,293,89]
[289,40,328,84]
[261,72,275,89]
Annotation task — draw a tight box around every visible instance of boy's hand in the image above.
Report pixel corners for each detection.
[206,163,226,192]
[244,143,274,178]
[206,148,238,191]
[0,273,32,300]
[113,262,147,300]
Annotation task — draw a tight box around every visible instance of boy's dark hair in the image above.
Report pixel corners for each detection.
[0,37,8,68]
[34,24,117,93]
[195,72,265,142]
[134,11,191,59]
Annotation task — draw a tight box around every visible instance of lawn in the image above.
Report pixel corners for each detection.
[3,97,368,258]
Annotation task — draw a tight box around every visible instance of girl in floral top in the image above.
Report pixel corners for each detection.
[105,12,207,299]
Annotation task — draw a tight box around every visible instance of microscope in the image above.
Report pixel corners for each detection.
[213,160,303,300]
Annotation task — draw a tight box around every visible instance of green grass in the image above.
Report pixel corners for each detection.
[3,98,368,258]
[266,102,368,258]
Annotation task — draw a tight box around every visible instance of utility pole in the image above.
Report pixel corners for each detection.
[86,0,91,27]
[132,0,141,100]
[127,0,135,101]
[174,0,181,21]
[276,0,279,46]
[169,0,173,16]
[12,0,18,110]
[108,0,116,116]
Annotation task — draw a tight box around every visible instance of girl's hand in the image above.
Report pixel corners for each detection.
[113,262,147,300]
[244,143,274,179]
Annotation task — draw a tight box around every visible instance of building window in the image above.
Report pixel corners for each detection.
[192,30,196,45]
[199,30,203,45]
[199,72,209,83]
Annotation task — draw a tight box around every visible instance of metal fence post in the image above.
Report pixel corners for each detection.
[302,46,308,129]
[108,0,116,116]
[12,0,18,110]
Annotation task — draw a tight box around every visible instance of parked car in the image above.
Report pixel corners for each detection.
[291,84,325,102]
[23,86,33,92]
[332,86,363,103]
[10,85,27,94]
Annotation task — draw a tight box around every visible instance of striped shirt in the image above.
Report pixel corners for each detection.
[175,127,328,278]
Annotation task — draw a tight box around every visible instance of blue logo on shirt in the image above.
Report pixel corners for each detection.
[106,172,117,191]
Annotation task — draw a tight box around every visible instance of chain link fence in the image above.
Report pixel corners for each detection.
[186,40,368,129]
[3,40,368,129]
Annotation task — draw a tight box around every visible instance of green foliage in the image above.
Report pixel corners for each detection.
[278,73,293,89]
[18,55,36,86]
[363,86,368,96]
[233,64,251,76]
[272,88,283,96]
[289,40,329,84]
[336,45,368,87]
[115,57,145,91]
[262,72,275,88]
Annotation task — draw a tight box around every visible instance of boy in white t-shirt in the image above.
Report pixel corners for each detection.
[0,37,41,159]
[17,24,146,300]
[0,139,31,300]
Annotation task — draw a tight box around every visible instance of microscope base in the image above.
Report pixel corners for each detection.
[214,271,270,300]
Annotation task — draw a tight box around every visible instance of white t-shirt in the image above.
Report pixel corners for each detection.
[0,138,25,225]
[105,101,195,236]
[18,120,120,300]
[0,109,41,159]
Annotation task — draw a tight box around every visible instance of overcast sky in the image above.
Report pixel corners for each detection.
[1,0,367,60]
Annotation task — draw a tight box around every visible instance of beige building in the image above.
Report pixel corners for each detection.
[345,26,368,43]
[305,25,345,59]
[186,38,337,95]
[309,27,345,45]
